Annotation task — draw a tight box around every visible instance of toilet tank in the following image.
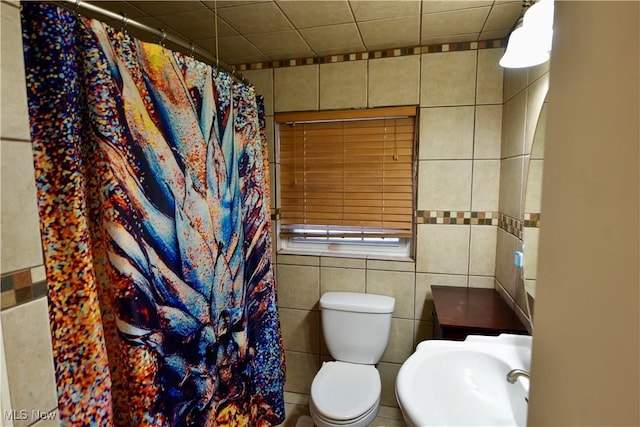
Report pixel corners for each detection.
[320,292,395,365]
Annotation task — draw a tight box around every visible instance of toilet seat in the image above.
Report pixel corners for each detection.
[310,397,379,426]
[311,361,381,423]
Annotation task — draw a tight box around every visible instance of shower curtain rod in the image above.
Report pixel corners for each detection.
[51,0,250,86]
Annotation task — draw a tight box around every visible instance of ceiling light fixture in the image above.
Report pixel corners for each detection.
[499,0,554,68]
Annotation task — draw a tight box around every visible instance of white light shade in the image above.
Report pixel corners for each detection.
[499,26,550,68]
[523,0,554,51]
[524,0,554,32]
[499,0,554,68]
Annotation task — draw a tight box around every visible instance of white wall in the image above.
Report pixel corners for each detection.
[528,2,639,425]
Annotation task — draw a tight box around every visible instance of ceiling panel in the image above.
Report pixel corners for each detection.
[421,7,492,43]
[422,33,480,46]
[349,0,421,21]
[422,0,493,14]
[204,0,271,8]
[358,15,421,51]
[483,1,523,31]
[245,30,314,60]
[103,15,166,45]
[198,35,269,64]
[300,23,365,56]
[132,1,208,16]
[277,0,354,29]
[83,0,522,65]
[216,2,293,35]
[155,9,237,40]
[94,1,147,18]
[480,28,511,40]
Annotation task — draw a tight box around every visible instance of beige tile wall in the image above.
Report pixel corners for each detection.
[496,61,550,322]
[369,55,420,107]
[522,103,546,288]
[0,2,59,425]
[247,48,506,412]
[421,50,479,107]
[0,319,13,427]
[418,106,475,159]
[0,1,42,274]
[320,60,368,110]
[276,254,423,408]
[1,299,58,427]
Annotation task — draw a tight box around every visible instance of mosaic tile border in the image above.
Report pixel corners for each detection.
[273,209,502,226]
[233,39,505,71]
[416,210,499,225]
[0,210,526,311]
[499,213,524,239]
[1,266,47,310]
[524,212,541,228]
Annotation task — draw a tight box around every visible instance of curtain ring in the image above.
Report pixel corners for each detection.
[159,29,167,47]
[121,13,129,32]
[190,43,195,58]
[73,0,81,15]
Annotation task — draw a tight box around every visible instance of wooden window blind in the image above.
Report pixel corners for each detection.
[276,106,416,240]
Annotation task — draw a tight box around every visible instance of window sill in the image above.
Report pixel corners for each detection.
[276,248,415,263]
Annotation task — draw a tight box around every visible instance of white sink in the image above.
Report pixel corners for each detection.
[396,334,532,427]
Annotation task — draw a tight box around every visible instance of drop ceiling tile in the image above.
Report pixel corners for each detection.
[198,36,269,64]
[133,16,164,28]
[107,16,164,42]
[483,1,523,32]
[94,2,148,18]
[129,1,207,16]
[423,33,479,46]
[277,0,354,28]
[300,23,364,56]
[422,0,493,14]
[358,16,420,51]
[83,0,520,64]
[350,0,421,21]
[204,0,271,8]
[76,3,137,23]
[155,10,237,40]
[245,30,314,60]
[480,29,510,40]
[227,55,272,65]
[422,7,491,42]
[494,0,522,5]
[217,2,293,34]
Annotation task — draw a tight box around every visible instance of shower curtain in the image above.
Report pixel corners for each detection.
[21,3,285,426]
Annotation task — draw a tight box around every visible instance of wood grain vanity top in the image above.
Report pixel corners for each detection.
[431,286,528,337]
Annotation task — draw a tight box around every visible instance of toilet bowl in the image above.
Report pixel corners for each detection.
[310,361,381,427]
[308,292,394,427]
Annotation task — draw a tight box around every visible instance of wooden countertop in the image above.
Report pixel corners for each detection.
[431,286,528,337]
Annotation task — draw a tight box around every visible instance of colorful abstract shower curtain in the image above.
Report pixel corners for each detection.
[21,3,285,426]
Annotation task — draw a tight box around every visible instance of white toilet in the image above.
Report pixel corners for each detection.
[309,292,395,427]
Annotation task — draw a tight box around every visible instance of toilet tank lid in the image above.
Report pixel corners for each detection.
[320,292,395,314]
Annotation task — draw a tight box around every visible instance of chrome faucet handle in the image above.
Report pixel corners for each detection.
[506,368,530,384]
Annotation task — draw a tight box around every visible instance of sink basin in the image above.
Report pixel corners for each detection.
[396,334,532,427]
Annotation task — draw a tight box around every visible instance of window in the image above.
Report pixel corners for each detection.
[276,106,417,257]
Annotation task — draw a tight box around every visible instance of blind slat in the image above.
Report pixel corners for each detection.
[275,106,417,123]
[282,192,414,201]
[279,108,416,238]
[280,232,414,239]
